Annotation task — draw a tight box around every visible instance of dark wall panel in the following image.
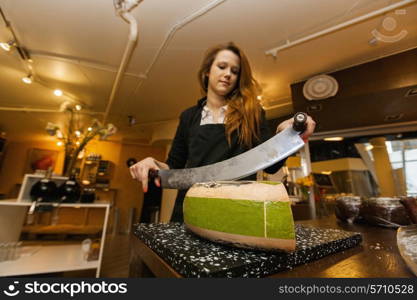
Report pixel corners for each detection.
[290,48,417,132]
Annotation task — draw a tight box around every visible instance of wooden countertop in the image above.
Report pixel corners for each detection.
[129,216,415,278]
[272,216,414,277]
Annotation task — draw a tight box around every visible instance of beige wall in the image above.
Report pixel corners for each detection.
[150,120,179,145]
[0,140,65,196]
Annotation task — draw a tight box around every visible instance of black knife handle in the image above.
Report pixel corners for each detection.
[148,169,159,180]
[126,158,137,167]
[293,112,307,132]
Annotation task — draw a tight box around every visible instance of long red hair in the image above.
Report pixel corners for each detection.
[198,42,262,148]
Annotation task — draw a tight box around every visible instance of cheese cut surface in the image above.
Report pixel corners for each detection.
[183,181,295,251]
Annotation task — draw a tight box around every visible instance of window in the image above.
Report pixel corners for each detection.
[387,139,417,196]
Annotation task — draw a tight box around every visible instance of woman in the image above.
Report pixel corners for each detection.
[130,42,315,221]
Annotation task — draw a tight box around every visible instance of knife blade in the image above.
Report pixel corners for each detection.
[150,112,307,190]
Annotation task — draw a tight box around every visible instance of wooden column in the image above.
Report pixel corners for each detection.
[370,137,395,197]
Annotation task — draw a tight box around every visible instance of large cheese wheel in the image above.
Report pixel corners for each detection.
[183,181,296,251]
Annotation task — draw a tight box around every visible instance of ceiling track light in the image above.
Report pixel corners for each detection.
[21,74,33,84]
[0,39,31,61]
[15,45,31,61]
[0,40,15,51]
[54,89,63,97]
[0,7,32,71]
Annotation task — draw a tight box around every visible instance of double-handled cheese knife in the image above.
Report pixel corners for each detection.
[149,112,308,190]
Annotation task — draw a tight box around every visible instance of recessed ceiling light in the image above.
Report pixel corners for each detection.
[54,89,63,97]
[56,141,63,147]
[75,104,82,111]
[257,95,263,100]
[324,137,344,141]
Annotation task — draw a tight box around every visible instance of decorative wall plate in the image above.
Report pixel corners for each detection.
[303,74,339,100]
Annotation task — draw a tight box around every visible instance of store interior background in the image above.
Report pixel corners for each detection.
[0,0,416,277]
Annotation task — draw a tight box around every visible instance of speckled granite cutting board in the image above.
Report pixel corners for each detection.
[133,223,362,278]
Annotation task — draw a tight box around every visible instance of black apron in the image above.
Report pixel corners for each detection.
[170,123,254,222]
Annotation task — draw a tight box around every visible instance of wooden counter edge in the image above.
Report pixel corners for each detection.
[129,235,182,278]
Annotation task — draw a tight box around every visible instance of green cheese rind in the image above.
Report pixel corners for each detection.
[266,201,295,239]
[183,196,294,240]
[257,181,282,185]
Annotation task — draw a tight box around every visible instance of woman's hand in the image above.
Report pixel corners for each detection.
[129,157,168,193]
[276,114,316,143]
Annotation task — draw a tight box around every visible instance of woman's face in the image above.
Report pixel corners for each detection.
[206,49,240,97]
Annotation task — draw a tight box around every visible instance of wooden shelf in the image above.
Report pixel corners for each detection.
[0,200,111,208]
[0,244,99,276]
[0,199,110,277]
[22,224,102,235]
